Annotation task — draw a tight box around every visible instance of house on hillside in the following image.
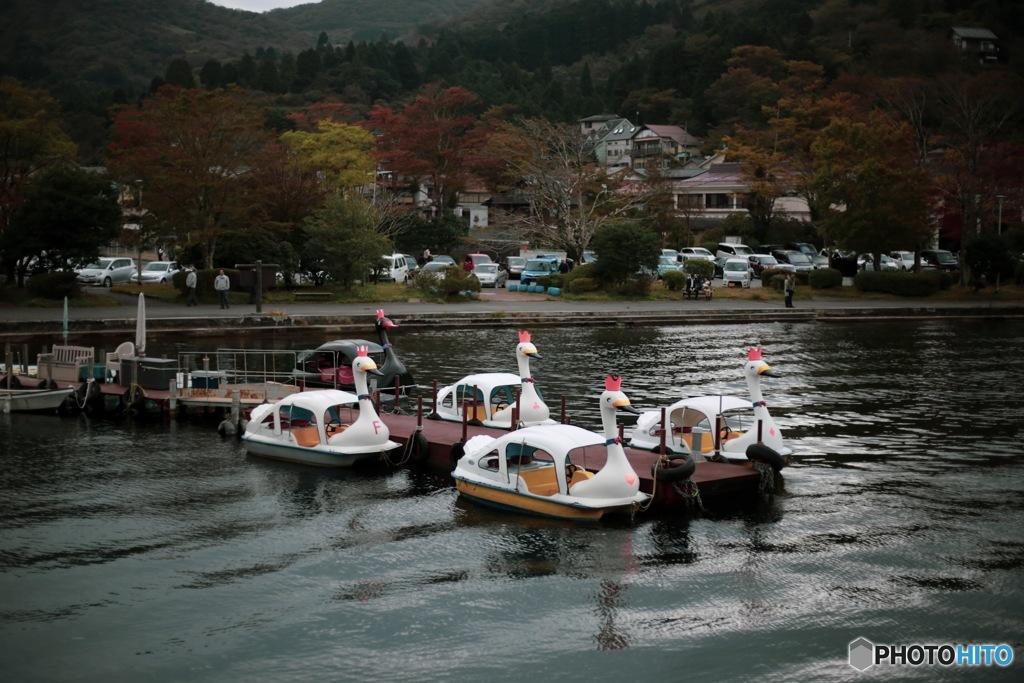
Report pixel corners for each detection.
[592,118,638,167]
[951,27,1000,64]
[671,162,811,229]
[631,124,702,170]
[579,114,622,138]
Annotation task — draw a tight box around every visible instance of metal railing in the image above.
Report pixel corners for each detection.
[177,348,300,386]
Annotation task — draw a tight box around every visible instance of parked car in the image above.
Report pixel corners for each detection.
[76,257,137,287]
[890,251,918,271]
[716,242,755,261]
[473,263,508,288]
[771,249,815,274]
[721,258,752,288]
[679,246,716,262]
[858,253,900,271]
[431,255,456,266]
[920,249,959,271]
[520,257,560,285]
[661,249,680,263]
[747,253,780,279]
[657,255,683,278]
[503,256,528,279]
[785,242,818,257]
[139,261,182,284]
[400,253,420,277]
[466,253,494,268]
[415,261,458,282]
[810,253,830,269]
[375,254,410,283]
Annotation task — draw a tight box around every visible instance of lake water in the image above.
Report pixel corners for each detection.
[2,319,1022,681]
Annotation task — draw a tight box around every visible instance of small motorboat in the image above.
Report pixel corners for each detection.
[431,330,555,429]
[451,375,651,521]
[628,346,790,469]
[244,348,400,467]
[1,386,75,414]
[291,309,414,394]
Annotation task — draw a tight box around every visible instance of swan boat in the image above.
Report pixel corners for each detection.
[244,348,400,467]
[628,347,790,469]
[451,375,651,521]
[431,330,555,429]
[292,309,414,394]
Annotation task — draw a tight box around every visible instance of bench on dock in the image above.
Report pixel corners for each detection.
[37,345,95,383]
[294,291,332,302]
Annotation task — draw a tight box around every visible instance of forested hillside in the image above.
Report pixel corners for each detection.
[1,0,1021,163]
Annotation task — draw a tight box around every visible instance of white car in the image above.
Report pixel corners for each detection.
[139,261,181,284]
[890,251,916,271]
[679,246,716,262]
[76,257,137,287]
[473,263,508,288]
[721,258,752,288]
[716,242,754,261]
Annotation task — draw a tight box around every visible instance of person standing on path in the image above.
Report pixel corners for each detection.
[214,269,230,309]
[186,267,198,306]
[784,273,796,308]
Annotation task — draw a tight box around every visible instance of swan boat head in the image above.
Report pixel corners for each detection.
[570,374,643,500]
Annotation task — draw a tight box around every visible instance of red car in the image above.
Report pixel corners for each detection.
[747,254,780,279]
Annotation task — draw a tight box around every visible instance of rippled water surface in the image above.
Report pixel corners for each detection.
[2,319,1022,681]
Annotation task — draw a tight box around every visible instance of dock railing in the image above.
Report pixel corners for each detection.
[177,348,300,389]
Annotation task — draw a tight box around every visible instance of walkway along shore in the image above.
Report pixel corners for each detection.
[1,290,1023,341]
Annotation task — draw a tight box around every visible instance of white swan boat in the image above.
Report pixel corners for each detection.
[451,375,651,521]
[629,347,790,469]
[431,330,555,429]
[243,348,400,467]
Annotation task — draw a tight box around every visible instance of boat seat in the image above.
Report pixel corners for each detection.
[568,470,594,487]
[515,467,559,497]
[463,404,487,422]
[291,426,321,448]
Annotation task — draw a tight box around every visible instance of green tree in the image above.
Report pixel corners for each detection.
[3,165,121,286]
[107,86,275,269]
[811,114,931,267]
[281,120,375,196]
[164,59,195,89]
[0,77,77,281]
[300,195,391,289]
[591,219,660,285]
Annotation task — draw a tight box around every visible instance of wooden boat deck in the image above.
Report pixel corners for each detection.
[379,412,761,507]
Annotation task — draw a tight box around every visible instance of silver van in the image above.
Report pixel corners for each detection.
[76,257,137,287]
[715,242,754,261]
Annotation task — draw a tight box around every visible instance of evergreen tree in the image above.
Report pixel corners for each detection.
[164,59,195,89]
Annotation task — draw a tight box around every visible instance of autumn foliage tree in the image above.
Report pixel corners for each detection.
[482,117,653,265]
[107,86,275,269]
[365,85,488,218]
[811,114,932,265]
